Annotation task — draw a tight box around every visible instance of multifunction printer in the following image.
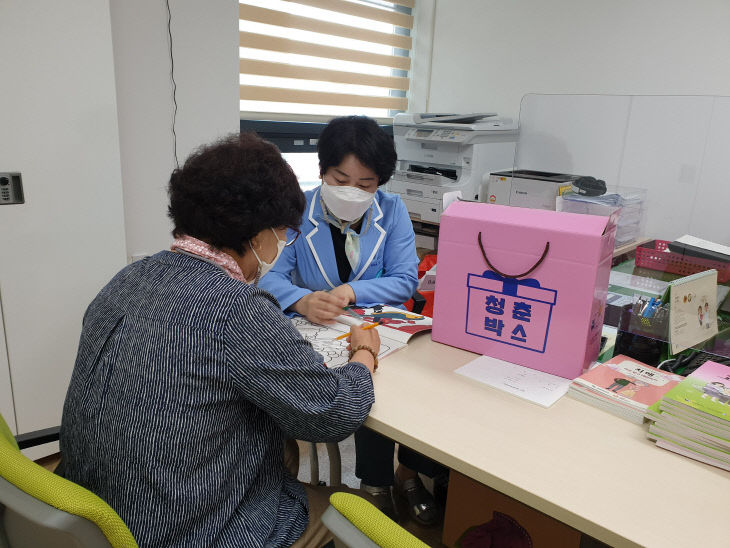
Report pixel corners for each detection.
[385,113,518,224]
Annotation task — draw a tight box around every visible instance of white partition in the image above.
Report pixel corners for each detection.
[515,94,632,184]
[618,96,714,239]
[689,97,730,244]
[515,94,730,244]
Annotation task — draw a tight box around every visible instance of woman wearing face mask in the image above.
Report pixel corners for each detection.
[260,116,447,526]
[60,133,380,548]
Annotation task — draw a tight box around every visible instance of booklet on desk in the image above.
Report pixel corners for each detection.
[290,305,432,368]
[646,360,730,471]
[567,355,683,424]
[665,269,718,354]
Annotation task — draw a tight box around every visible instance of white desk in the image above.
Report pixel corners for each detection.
[366,335,730,548]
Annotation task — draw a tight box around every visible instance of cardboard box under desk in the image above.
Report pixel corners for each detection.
[442,471,581,547]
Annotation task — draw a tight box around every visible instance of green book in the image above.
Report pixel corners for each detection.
[646,360,730,471]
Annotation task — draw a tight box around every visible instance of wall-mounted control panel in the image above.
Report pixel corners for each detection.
[0,173,24,205]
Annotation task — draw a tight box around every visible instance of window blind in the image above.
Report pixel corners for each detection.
[239,0,414,122]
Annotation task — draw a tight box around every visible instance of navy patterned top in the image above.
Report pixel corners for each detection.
[60,251,374,547]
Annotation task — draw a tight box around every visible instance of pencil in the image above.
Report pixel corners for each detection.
[334,322,380,340]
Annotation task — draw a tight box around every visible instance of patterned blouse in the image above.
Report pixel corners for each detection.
[60,251,374,547]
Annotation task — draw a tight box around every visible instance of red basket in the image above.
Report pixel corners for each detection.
[418,254,437,278]
[635,240,730,283]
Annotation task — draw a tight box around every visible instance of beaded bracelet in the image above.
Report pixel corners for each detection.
[349,344,378,371]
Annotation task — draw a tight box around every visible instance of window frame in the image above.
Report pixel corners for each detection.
[240,119,393,154]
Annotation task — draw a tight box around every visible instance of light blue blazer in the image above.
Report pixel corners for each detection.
[260,187,419,312]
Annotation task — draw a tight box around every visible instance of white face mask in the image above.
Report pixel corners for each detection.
[250,228,286,281]
[320,181,375,222]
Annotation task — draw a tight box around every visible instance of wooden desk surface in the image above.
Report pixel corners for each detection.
[366,335,730,548]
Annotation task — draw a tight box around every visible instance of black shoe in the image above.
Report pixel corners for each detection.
[360,483,399,522]
[395,476,441,526]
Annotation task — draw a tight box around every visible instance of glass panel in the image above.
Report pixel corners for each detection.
[283,152,321,191]
[514,94,730,245]
[514,94,730,370]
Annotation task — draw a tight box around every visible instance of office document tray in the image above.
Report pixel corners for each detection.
[635,240,730,283]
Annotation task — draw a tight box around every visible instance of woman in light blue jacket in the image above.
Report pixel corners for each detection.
[261,174,418,314]
[260,116,445,525]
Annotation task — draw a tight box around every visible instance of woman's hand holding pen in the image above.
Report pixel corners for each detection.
[329,284,355,305]
[347,324,381,374]
[293,291,348,325]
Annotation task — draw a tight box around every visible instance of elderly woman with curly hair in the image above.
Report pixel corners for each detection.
[59,133,380,548]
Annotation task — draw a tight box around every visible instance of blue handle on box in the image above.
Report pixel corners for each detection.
[480,270,542,297]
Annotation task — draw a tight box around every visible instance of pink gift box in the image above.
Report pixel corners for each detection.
[432,202,617,379]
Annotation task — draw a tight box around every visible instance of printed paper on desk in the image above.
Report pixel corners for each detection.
[455,355,572,407]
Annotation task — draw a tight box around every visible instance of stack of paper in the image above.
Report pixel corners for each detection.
[645,360,730,471]
[567,355,682,424]
[557,188,646,245]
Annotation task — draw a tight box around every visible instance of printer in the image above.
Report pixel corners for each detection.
[483,169,580,210]
[385,113,518,224]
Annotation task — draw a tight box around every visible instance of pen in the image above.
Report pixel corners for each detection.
[343,307,361,320]
[642,298,656,318]
[335,322,381,340]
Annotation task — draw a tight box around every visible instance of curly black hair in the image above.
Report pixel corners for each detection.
[318,116,397,186]
[168,132,305,255]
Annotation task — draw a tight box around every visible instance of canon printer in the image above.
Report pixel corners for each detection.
[483,169,581,210]
[385,113,518,224]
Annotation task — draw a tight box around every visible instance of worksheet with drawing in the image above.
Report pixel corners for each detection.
[291,305,433,368]
[291,317,401,368]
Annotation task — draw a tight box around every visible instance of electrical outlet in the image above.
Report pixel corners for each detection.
[0,172,24,205]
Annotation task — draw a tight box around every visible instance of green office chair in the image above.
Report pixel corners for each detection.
[0,413,137,548]
[322,492,428,548]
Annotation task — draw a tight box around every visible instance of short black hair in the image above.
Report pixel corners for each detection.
[318,116,397,186]
[168,132,305,255]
